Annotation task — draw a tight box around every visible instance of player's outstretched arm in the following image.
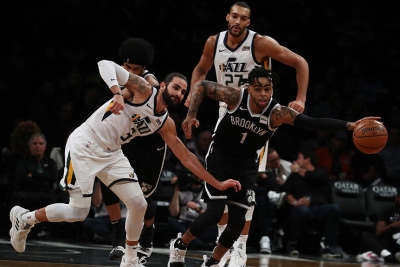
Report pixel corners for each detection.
[160,118,241,192]
[270,105,382,132]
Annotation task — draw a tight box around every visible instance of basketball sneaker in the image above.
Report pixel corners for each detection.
[259,236,271,254]
[110,246,125,261]
[201,255,220,267]
[137,244,153,262]
[227,247,247,267]
[218,246,233,267]
[167,233,187,267]
[120,255,145,267]
[356,251,384,262]
[9,205,33,253]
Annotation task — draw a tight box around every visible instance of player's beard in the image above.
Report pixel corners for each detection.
[162,89,180,107]
[228,23,245,37]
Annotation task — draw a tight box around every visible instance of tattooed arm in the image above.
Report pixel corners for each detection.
[271,105,381,132]
[187,80,241,116]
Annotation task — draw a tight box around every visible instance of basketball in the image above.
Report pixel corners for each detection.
[352,120,388,154]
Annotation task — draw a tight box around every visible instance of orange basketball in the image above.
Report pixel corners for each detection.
[352,119,387,154]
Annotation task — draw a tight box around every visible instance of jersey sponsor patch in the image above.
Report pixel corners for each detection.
[259,115,268,125]
[242,46,250,51]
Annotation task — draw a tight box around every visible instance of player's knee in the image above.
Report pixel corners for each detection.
[125,195,147,215]
[66,205,90,222]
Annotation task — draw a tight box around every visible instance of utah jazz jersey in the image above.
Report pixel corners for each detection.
[84,87,168,151]
[213,30,263,88]
[212,88,278,158]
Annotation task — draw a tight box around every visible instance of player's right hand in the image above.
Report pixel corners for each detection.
[218,179,241,192]
[182,117,200,139]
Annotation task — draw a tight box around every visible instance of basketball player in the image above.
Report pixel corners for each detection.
[9,60,241,267]
[100,38,165,261]
[168,66,380,267]
[184,1,309,263]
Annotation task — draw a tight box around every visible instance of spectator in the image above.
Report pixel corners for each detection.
[168,171,216,250]
[254,147,291,254]
[186,130,212,165]
[378,127,400,188]
[12,133,58,211]
[283,149,342,258]
[354,155,387,191]
[357,188,400,263]
[315,131,354,181]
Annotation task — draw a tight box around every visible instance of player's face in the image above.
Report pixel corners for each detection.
[162,77,187,107]
[248,77,273,111]
[123,62,145,76]
[226,5,250,37]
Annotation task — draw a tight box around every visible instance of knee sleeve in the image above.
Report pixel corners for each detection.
[144,195,156,220]
[219,205,247,248]
[46,203,90,222]
[190,200,226,237]
[124,195,147,242]
[101,181,120,206]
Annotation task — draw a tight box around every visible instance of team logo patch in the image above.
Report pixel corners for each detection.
[141,182,153,193]
[242,46,250,51]
[259,115,268,125]
[246,189,255,204]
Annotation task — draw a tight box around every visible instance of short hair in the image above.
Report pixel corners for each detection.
[162,72,188,85]
[29,133,46,145]
[242,66,280,86]
[299,149,317,167]
[229,2,251,17]
[118,38,154,67]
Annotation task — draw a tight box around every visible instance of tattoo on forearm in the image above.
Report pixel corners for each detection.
[273,106,298,120]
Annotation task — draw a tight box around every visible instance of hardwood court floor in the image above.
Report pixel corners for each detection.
[0,237,397,267]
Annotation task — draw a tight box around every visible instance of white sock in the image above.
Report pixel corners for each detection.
[125,244,138,262]
[380,249,391,257]
[238,234,248,243]
[21,211,39,225]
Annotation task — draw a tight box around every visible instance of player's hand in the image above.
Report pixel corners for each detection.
[182,117,200,139]
[111,94,125,115]
[217,179,241,192]
[184,94,191,108]
[288,100,305,113]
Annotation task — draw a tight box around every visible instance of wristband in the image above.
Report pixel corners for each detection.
[114,92,122,96]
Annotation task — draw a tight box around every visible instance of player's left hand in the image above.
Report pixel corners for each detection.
[218,179,241,192]
[288,100,305,114]
[182,117,200,139]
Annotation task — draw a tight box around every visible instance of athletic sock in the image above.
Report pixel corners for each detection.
[22,211,39,225]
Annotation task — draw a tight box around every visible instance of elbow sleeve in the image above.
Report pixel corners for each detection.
[98,60,129,88]
[293,114,349,132]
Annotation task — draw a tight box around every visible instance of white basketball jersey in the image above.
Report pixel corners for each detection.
[84,87,168,151]
[213,30,263,88]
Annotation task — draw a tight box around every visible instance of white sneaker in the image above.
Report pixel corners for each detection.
[201,255,219,267]
[228,247,247,267]
[356,251,384,262]
[167,233,186,267]
[120,256,145,267]
[218,246,233,267]
[267,191,287,208]
[259,236,271,254]
[9,205,33,253]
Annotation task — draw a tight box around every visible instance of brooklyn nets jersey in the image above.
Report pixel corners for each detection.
[84,87,168,151]
[213,30,263,88]
[212,88,278,158]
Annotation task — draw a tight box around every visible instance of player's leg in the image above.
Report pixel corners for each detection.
[100,181,126,260]
[138,195,156,260]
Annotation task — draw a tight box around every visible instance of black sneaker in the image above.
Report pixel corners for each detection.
[322,246,343,258]
[109,245,125,261]
[286,243,299,257]
[137,243,153,262]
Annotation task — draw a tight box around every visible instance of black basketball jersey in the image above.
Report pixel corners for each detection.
[212,88,279,158]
